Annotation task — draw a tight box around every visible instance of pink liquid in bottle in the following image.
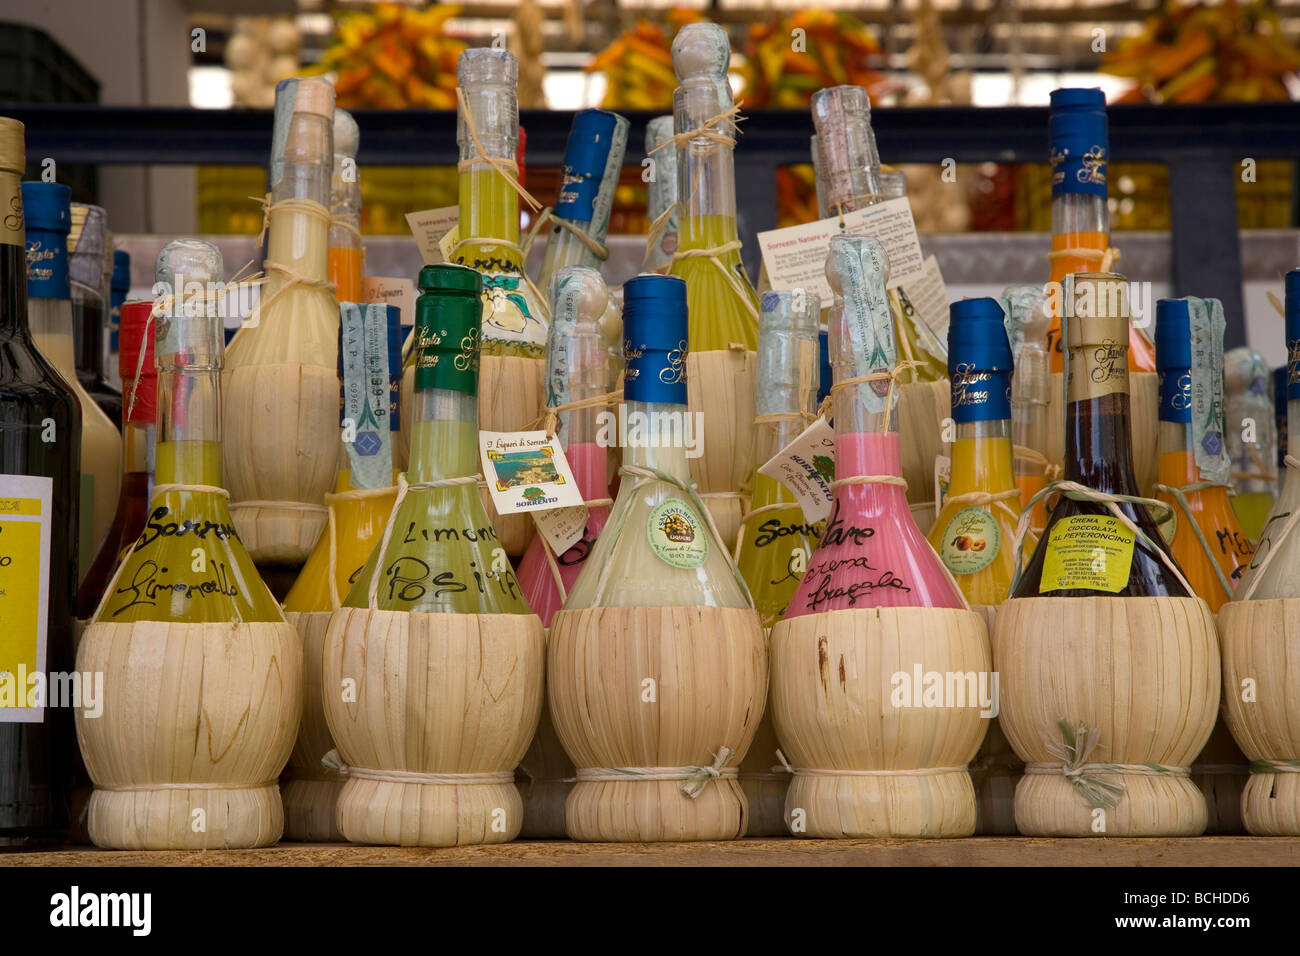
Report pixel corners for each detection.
[517,440,611,625]
[785,431,964,616]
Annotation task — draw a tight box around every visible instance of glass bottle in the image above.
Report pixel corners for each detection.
[454,49,548,359]
[68,204,121,428]
[810,135,827,220]
[1014,273,1187,598]
[785,236,964,617]
[93,240,282,624]
[811,84,946,381]
[107,248,130,391]
[536,109,629,293]
[927,297,1021,607]
[76,295,157,618]
[644,115,678,274]
[1044,88,1155,372]
[1005,285,1053,532]
[346,264,530,614]
[329,108,364,305]
[283,302,400,615]
[735,290,822,628]
[0,117,80,847]
[22,182,122,584]
[1223,347,1276,540]
[564,274,749,609]
[1152,297,1252,612]
[667,23,760,353]
[1236,269,1300,599]
[517,267,612,623]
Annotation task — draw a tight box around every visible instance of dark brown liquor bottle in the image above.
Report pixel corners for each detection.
[1014,272,1188,598]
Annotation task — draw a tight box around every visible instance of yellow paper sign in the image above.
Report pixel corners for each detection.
[0,475,53,722]
[1039,514,1134,594]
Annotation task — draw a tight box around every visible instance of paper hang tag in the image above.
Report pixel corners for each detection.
[479,430,586,522]
[405,205,459,265]
[934,454,952,513]
[897,255,950,355]
[532,505,589,557]
[757,196,927,300]
[438,224,461,264]
[758,416,837,524]
[362,276,414,325]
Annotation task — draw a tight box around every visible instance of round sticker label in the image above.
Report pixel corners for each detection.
[647,498,709,569]
[939,506,1001,575]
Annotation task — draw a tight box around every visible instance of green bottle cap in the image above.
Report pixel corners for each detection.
[414,263,482,393]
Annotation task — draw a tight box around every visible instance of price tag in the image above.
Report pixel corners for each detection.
[757,417,837,524]
[757,197,926,299]
[0,475,53,723]
[532,505,589,557]
[479,430,586,522]
[405,205,459,265]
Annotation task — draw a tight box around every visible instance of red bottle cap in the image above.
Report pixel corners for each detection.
[119,299,157,424]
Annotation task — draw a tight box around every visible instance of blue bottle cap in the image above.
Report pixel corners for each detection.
[1155,298,1193,423]
[22,182,71,299]
[817,329,832,405]
[556,109,623,225]
[948,297,1012,423]
[623,273,688,405]
[1049,87,1107,199]
[1287,269,1300,402]
[112,249,131,295]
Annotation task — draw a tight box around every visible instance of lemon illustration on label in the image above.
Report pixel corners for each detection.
[647,498,708,569]
[939,506,1000,575]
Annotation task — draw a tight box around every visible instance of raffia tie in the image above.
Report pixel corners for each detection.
[454,86,542,213]
[97,780,277,792]
[323,485,397,610]
[641,202,677,271]
[1250,758,1300,774]
[1009,479,1195,597]
[526,389,624,436]
[520,206,608,262]
[577,747,736,800]
[646,102,745,155]
[1154,481,1237,600]
[1026,719,1188,810]
[775,749,966,778]
[365,471,482,609]
[321,749,514,786]
[820,362,924,431]
[239,194,336,332]
[1238,454,1300,600]
[669,239,760,323]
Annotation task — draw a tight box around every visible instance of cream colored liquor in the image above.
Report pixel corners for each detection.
[223,76,340,564]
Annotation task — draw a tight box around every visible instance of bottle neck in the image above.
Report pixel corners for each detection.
[1011,346,1050,474]
[620,399,694,483]
[1050,191,1109,252]
[0,242,27,337]
[677,136,737,224]
[71,281,106,377]
[266,205,329,285]
[409,387,478,484]
[949,418,1015,496]
[123,420,155,476]
[1289,398,1300,462]
[456,164,522,270]
[156,364,222,486]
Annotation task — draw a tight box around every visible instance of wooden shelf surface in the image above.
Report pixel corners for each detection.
[3,836,1297,867]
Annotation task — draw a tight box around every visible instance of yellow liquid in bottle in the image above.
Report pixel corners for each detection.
[735,473,821,628]
[1231,491,1274,543]
[455,168,547,359]
[927,435,1020,607]
[669,214,759,353]
[1156,449,1253,612]
[97,440,283,623]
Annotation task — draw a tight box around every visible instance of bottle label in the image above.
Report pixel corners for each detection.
[0,475,53,723]
[939,507,1000,575]
[480,274,546,354]
[1038,514,1134,594]
[1067,339,1129,402]
[647,498,709,569]
[0,170,21,248]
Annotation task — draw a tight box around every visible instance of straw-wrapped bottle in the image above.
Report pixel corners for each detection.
[76,239,301,849]
[997,273,1217,838]
[770,236,989,839]
[1223,347,1276,540]
[733,289,821,834]
[280,302,401,842]
[666,22,760,549]
[1218,269,1300,835]
[224,76,340,565]
[514,266,613,837]
[323,263,543,847]
[811,85,949,526]
[548,273,766,842]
